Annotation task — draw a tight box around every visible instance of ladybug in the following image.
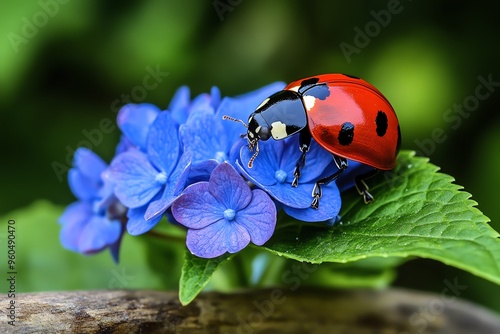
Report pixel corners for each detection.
[224,74,401,209]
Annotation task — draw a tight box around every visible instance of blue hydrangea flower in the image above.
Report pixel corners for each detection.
[236,135,342,222]
[109,112,191,235]
[58,148,125,262]
[172,163,276,258]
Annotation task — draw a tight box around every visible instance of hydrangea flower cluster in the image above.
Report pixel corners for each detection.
[59,82,368,260]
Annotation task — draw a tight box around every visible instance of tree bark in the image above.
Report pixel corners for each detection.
[1,288,499,333]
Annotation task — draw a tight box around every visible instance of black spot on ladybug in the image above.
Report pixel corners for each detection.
[375,111,388,137]
[298,78,320,94]
[338,122,355,146]
[303,84,330,100]
[343,74,360,80]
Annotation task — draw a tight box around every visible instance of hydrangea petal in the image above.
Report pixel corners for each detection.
[172,182,225,229]
[78,216,122,254]
[279,137,336,184]
[68,148,107,200]
[144,184,181,222]
[186,219,251,258]
[283,184,342,222]
[235,189,276,245]
[228,138,247,168]
[190,92,212,111]
[117,103,160,150]
[236,158,313,209]
[109,149,162,208]
[217,97,249,148]
[170,152,192,195]
[209,163,252,211]
[59,201,92,252]
[186,160,219,184]
[147,112,180,176]
[127,205,163,235]
[210,86,221,110]
[59,201,90,226]
[143,151,191,222]
[115,135,135,155]
[179,109,228,163]
[96,168,116,208]
[261,180,321,209]
[238,140,285,186]
[68,168,100,201]
[169,86,190,125]
[73,147,107,181]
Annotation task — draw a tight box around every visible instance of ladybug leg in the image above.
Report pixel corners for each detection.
[355,169,379,204]
[292,130,312,187]
[311,155,348,209]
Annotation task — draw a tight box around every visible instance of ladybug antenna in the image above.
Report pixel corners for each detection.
[247,141,259,168]
[222,115,248,128]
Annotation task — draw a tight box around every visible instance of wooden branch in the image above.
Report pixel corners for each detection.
[2,288,499,333]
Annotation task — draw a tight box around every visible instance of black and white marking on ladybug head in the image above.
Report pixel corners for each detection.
[338,122,355,146]
[246,113,269,166]
[248,113,271,141]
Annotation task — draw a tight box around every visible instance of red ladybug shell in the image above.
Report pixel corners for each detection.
[286,74,400,170]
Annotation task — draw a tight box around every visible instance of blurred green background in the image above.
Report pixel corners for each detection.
[1,0,500,314]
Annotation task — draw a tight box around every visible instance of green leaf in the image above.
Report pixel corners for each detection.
[263,151,500,285]
[179,251,232,305]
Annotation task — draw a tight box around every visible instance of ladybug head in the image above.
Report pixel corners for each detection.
[221,114,264,167]
[247,112,270,144]
[242,113,269,168]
